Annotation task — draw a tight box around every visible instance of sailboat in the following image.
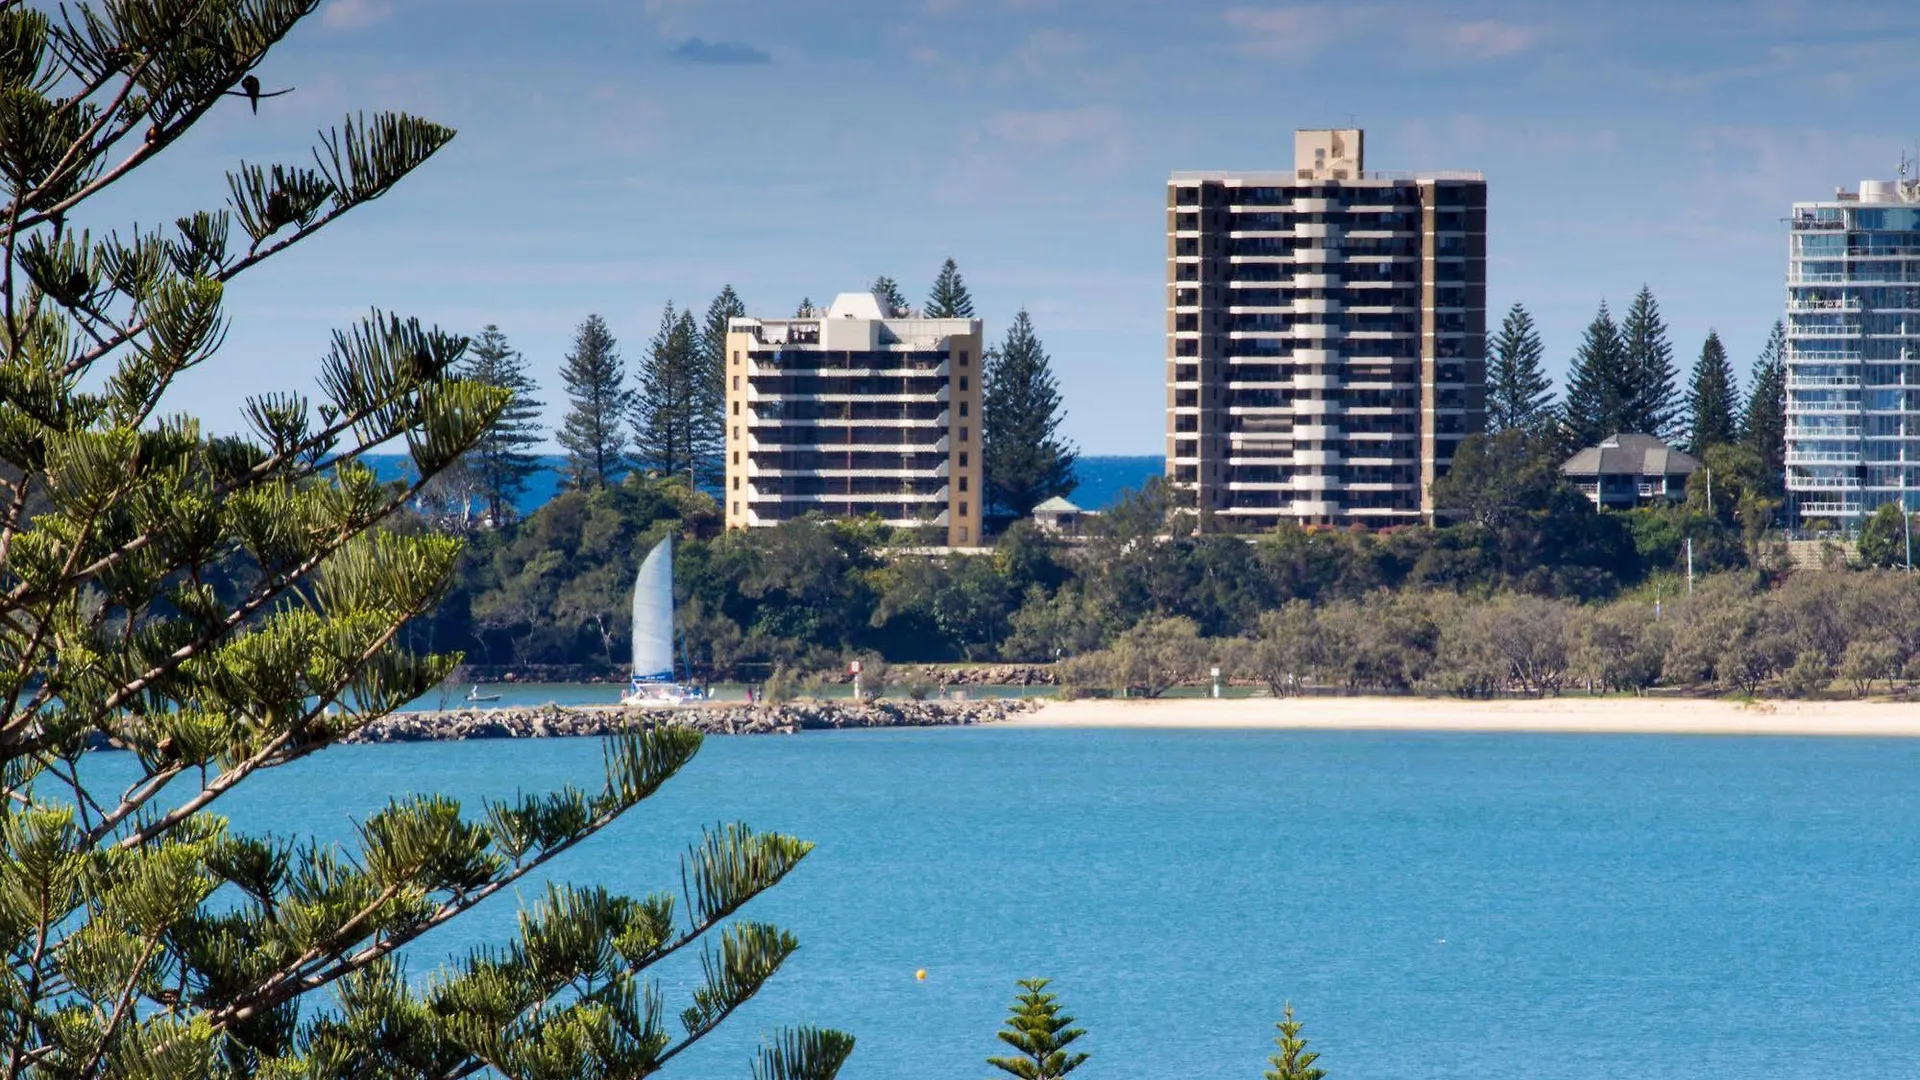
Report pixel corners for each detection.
[619,534,706,706]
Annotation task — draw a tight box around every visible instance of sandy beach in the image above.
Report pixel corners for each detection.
[1015,695,1920,737]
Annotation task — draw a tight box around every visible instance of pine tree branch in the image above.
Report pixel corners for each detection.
[3,456,451,762]
[69,929,164,1080]
[207,775,651,1030]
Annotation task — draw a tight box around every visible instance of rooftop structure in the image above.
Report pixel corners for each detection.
[723,292,983,546]
[1166,128,1488,529]
[1560,433,1701,510]
[1783,169,1920,526]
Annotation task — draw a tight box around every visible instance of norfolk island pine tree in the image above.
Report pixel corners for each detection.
[557,312,635,490]
[0,4,848,1077]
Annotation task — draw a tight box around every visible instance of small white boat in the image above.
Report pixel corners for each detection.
[465,685,501,703]
[620,534,708,707]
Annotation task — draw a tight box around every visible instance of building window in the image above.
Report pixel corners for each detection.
[960,402,969,417]
[732,351,740,364]
[732,376,739,389]
[960,426,969,442]
[960,501,969,515]
[960,452,969,467]
[959,527,969,543]
[732,401,739,415]
[732,477,739,490]
[732,451,738,464]
[732,426,739,439]
[960,376,969,391]
[960,476,969,492]
[960,350,970,366]
[732,502,739,515]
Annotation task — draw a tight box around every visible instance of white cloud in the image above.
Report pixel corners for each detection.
[320,0,391,31]
[1449,19,1536,60]
[1222,4,1542,64]
[986,105,1125,151]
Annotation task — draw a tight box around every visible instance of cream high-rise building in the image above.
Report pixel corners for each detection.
[1166,129,1488,527]
[723,292,984,546]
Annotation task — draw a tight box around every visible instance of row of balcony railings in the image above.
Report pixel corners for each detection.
[746,349,948,371]
[748,376,947,397]
[1789,269,1920,284]
[744,503,949,526]
[1178,267,1425,285]
[751,478,949,497]
[1177,238,1478,257]
[749,451,947,469]
[751,403,949,423]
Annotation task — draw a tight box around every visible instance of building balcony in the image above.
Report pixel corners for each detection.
[1786,297,1863,312]
[1785,449,1863,465]
[749,361,948,378]
[1796,502,1858,518]
[1786,399,1860,413]
[749,488,949,503]
[1789,475,1863,490]
[749,464,948,479]
[753,415,949,428]
[1788,375,1862,389]
[749,436,948,455]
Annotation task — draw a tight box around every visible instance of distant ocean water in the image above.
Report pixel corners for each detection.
[366,453,1163,517]
[182,728,1920,1079]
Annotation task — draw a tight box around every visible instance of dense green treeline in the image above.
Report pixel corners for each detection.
[410,439,1775,675]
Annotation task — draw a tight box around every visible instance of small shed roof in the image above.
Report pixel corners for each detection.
[1032,496,1083,514]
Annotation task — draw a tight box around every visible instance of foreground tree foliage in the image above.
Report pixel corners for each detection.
[986,978,1087,1080]
[1264,1005,1327,1080]
[0,4,844,1077]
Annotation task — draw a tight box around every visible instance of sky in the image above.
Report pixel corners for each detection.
[83,0,1920,454]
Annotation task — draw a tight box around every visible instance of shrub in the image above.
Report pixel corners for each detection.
[1780,650,1834,699]
[763,666,799,704]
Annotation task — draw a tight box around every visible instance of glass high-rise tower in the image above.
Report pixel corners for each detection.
[1786,175,1920,526]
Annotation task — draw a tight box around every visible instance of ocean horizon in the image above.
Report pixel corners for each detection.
[368,453,1163,520]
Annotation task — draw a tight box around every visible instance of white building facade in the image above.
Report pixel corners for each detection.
[1786,176,1920,525]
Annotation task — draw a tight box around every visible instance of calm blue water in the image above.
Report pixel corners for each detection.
[190,727,1920,1079]
[367,454,1164,517]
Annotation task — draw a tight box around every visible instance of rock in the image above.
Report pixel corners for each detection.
[337,698,1040,743]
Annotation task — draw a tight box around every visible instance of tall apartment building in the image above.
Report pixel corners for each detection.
[723,292,984,546]
[1166,129,1487,528]
[1784,174,1920,526]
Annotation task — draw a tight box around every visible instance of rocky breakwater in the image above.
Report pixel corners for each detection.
[344,698,1038,743]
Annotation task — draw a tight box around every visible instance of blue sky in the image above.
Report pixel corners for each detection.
[100,0,1920,454]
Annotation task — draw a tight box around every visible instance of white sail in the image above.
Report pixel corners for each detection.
[630,536,675,682]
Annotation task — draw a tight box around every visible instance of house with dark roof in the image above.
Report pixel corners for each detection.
[1559,433,1702,510]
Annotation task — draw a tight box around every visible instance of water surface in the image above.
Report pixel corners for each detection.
[212,727,1920,1079]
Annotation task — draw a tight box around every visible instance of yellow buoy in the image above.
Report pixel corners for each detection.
[915,969,927,981]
